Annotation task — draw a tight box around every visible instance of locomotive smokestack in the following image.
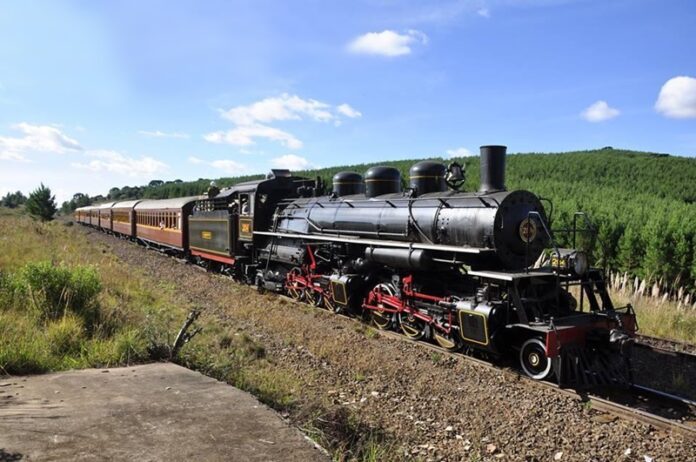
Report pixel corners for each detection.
[479,145,507,193]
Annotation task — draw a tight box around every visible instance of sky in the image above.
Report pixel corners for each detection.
[1,0,695,204]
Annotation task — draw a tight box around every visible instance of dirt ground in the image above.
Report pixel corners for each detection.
[81,227,696,461]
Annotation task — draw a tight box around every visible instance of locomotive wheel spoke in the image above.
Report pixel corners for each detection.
[371,310,393,330]
[398,311,427,340]
[305,287,323,307]
[367,283,397,330]
[286,267,305,301]
[433,330,462,351]
[323,292,338,312]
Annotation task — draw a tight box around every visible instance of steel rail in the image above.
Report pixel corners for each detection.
[634,334,696,358]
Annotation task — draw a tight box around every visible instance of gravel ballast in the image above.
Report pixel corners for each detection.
[81,227,696,461]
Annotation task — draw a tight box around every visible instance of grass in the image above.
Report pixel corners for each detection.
[298,405,398,462]
[611,290,696,344]
[178,326,302,410]
[0,213,185,375]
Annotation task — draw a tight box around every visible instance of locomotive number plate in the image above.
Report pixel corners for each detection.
[518,218,537,243]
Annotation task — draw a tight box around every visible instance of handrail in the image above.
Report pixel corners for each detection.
[524,210,560,271]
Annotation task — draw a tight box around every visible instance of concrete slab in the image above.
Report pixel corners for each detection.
[0,363,329,461]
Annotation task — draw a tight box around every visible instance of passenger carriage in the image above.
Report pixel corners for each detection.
[111,200,141,237]
[97,202,117,231]
[134,197,198,251]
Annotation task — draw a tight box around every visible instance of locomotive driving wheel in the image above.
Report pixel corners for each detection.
[398,310,427,340]
[323,291,338,312]
[367,283,396,330]
[286,267,306,301]
[433,329,462,351]
[519,338,553,380]
[305,286,323,307]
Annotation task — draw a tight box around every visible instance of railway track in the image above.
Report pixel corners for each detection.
[148,241,696,439]
[635,334,696,358]
[273,294,696,439]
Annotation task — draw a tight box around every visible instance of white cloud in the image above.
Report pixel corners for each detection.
[187,156,249,175]
[204,125,303,149]
[446,147,474,158]
[138,130,190,139]
[221,94,336,125]
[72,150,168,177]
[348,29,428,57]
[271,154,312,171]
[210,159,249,174]
[655,76,696,119]
[0,123,82,162]
[337,103,362,118]
[477,8,491,18]
[206,94,360,150]
[580,100,620,122]
[0,150,30,162]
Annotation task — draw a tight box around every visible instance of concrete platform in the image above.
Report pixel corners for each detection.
[0,363,329,461]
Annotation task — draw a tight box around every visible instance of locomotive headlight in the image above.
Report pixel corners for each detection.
[573,251,588,276]
[550,249,589,275]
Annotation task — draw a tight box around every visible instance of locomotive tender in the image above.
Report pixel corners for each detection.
[76,145,637,386]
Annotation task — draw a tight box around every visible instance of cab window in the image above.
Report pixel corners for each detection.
[240,193,252,216]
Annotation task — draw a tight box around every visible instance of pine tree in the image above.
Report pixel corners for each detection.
[25,183,57,222]
[0,191,27,208]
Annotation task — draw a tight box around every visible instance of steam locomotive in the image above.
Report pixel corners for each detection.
[76,145,637,387]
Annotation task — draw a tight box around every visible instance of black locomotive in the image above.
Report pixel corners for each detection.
[77,145,637,386]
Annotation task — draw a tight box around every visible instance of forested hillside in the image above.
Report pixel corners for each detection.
[94,148,696,290]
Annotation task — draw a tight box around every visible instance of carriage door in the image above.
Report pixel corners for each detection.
[238,193,253,241]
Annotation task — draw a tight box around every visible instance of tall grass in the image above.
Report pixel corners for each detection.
[20,261,101,327]
[611,291,696,344]
[0,214,188,375]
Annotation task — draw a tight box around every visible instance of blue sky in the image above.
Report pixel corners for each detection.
[1,0,695,203]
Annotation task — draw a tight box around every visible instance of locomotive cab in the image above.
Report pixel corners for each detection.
[188,170,317,281]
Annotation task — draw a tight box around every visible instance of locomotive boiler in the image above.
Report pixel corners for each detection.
[267,145,548,271]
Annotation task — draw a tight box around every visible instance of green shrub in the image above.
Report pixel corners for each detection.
[66,266,101,326]
[112,328,148,364]
[46,315,85,356]
[0,311,52,374]
[0,270,17,311]
[19,261,101,328]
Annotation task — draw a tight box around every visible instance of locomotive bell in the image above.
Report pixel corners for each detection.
[364,166,402,198]
[409,161,447,196]
[332,171,365,196]
[479,145,507,193]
